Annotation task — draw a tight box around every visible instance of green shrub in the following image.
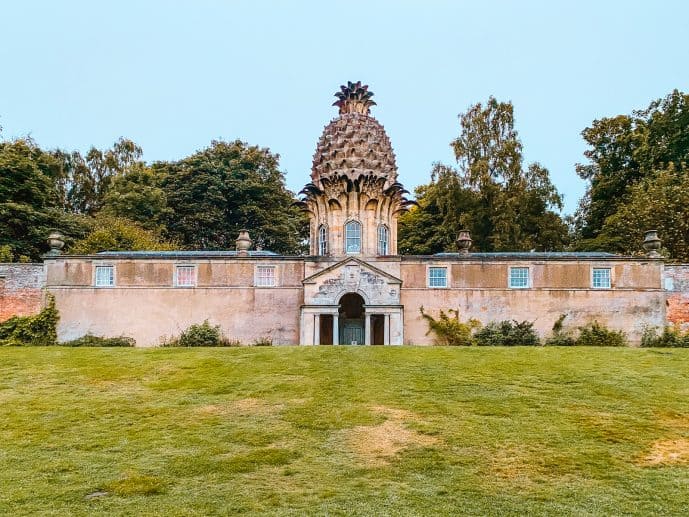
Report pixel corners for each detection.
[474,320,540,346]
[420,307,480,346]
[251,337,273,346]
[62,334,135,347]
[179,320,225,347]
[0,294,59,346]
[545,314,576,346]
[0,244,13,262]
[162,320,239,347]
[641,326,689,347]
[575,321,627,347]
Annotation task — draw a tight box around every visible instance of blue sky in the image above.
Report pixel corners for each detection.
[1,1,687,214]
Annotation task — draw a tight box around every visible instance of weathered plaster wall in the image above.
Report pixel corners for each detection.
[45,255,667,346]
[0,264,44,322]
[400,259,665,345]
[46,258,304,346]
[50,287,302,346]
[663,265,689,330]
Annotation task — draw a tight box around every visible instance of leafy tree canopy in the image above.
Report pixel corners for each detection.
[57,137,144,215]
[157,139,308,254]
[575,89,689,247]
[400,97,568,253]
[70,216,176,254]
[597,164,689,261]
[101,164,170,232]
[0,138,89,261]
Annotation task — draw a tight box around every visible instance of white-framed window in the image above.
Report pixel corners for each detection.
[255,265,276,287]
[318,225,328,256]
[94,265,114,287]
[509,267,530,289]
[378,225,389,255]
[175,265,196,287]
[345,220,361,254]
[592,267,611,289]
[428,266,447,288]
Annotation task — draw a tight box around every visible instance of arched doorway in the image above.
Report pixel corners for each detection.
[339,292,365,345]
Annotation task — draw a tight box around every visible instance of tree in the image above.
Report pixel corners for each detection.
[0,138,89,260]
[597,164,689,261]
[400,98,567,253]
[61,138,144,215]
[575,90,689,248]
[398,164,477,254]
[101,164,170,232]
[70,216,176,254]
[451,97,567,251]
[158,140,308,254]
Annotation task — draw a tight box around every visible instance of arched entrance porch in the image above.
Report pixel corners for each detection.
[339,292,365,345]
[305,292,388,345]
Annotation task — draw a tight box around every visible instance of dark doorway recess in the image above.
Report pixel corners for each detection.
[371,314,385,345]
[320,314,333,345]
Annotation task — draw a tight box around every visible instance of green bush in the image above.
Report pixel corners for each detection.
[251,337,273,346]
[0,244,13,262]
[575,321,627,347]
[474,320,540,346]
[0,295,59,346]
[163,320,239,347]
[419,307,480,346]
[641,326,689,348]
[62,334,135,347]
[179,320,225,347]
[545,314,576,346]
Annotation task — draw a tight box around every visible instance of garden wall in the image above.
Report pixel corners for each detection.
[0,264,45,322]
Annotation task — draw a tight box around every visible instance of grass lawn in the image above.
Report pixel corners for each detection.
[2,346,689,516]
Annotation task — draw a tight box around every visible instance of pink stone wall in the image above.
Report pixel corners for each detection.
[0,264,44,322]
[663,265,689,330]
[50,286,303,346]
[400,259,665,345]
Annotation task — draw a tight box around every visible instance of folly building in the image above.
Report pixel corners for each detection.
[44,83,666,345]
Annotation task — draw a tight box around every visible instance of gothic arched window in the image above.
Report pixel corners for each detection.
[378,225,389,255]
[318,225,328,256]
[345,220,361,253]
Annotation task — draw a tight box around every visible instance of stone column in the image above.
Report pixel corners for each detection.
[333,313,339,346]
[364,313,371,346]
[314,314,320,346]
[389,311,403,345]
[384,314,390,345]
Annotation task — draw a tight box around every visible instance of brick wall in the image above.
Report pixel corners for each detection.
[663,265,689,329]
[0,264,45,322]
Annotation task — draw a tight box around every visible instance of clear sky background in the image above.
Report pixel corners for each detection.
[1,1,687,214]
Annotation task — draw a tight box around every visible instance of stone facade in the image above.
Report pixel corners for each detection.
[40,251,666,346]
[0,264,45,321]
[4,82,679,346]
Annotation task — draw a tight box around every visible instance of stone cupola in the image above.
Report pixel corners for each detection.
[298,82,414,257]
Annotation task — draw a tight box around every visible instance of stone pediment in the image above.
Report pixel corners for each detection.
[303,257,401,285]
[303,258,401,306]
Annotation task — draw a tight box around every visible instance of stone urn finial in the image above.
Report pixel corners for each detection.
[456,230,472,255]
[46,230,65,256]
[642,230,662,258]
[235,230,252,257]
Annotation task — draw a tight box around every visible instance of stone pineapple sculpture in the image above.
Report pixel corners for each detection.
[298,82,414,256]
